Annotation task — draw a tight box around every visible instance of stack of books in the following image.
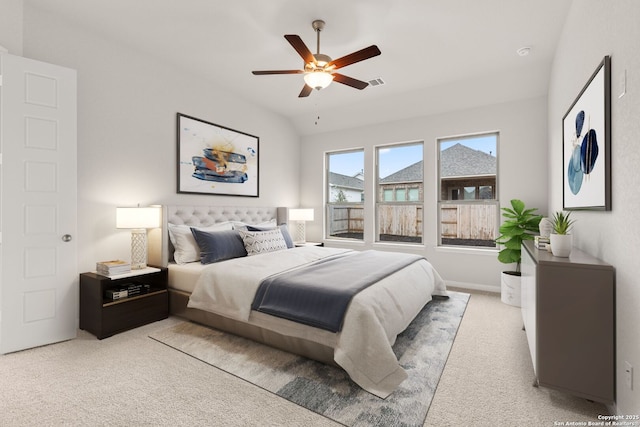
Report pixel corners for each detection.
[535,235,550,250]
[105,282,151,300]
[96,260,131,276]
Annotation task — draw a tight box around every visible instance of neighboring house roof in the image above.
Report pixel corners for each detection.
[329,171,364,190]
[380,161,423,184]
[380,143,496,184]
[440,143,496,177]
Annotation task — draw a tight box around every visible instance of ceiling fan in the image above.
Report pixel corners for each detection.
[252,20,381,98]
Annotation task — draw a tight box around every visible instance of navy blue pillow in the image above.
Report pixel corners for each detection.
[190,228,247,264]
[246,224,294,248]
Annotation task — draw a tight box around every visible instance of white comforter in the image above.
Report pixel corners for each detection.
[187,246,447,398]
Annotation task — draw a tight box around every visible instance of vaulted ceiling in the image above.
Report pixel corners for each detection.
[25,0,572,135]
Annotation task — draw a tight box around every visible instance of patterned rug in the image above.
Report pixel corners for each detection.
[149,291,469,426]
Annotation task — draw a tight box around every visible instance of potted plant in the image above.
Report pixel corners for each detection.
[549,211,575,257]
[495,199,542,306]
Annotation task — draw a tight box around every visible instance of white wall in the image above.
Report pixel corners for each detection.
[300,96,548,290]
[21,6,301,273]
[548,0,640,415]
[0,0,23,55]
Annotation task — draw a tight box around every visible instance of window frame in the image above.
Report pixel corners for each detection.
[437,132,499,249]
[325,148,365,242]
[375,140,424,245]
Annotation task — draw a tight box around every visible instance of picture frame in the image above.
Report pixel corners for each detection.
[177,113,259,197]
[562,56,611,211]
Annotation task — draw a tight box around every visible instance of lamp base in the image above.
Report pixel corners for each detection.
[295,221,306,244]
[131,229,148,270]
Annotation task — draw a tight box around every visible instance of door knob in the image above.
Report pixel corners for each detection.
[62,234,72,242]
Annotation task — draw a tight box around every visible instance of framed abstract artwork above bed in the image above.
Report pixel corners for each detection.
[176,113,259,197]
[562,56,611,211]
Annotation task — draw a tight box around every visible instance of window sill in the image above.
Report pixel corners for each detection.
[372,241,426,250]
[323,238,367,247]
[435,245,498,256]
[324,239,426,251]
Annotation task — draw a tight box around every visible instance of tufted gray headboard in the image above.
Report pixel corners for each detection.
[147,205,288,267]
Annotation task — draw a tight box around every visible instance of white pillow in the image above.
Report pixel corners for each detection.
[238,228,288,256]
[168,222,233,264]
[232,218,277,230]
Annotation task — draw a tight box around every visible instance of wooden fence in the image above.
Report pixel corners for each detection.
[328,203,496,242]
[327,205,423,237]
[378,205,422,237]
[328,206,364,235]
[440,204,497,240]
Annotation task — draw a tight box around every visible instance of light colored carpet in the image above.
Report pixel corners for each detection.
[149,292,469,426]
[0,289,607,426]
[425,288,607,426]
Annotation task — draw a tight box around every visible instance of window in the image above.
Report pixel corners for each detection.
[376,142,423,244]
[326,150,364,241]
[438,133,498,248]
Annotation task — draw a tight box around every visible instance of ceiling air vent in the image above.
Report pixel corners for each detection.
[367,77,385,87]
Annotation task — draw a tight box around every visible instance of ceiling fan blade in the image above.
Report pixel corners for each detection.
[284,34,316,64]
[327,45,381,70]
[252,70,304,75]
[332,73,369,90]
[298,84,313,98]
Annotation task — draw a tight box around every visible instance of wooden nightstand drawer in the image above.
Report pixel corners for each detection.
[101,291,168,338]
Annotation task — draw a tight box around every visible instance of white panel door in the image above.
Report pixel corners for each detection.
[0,53,77,354]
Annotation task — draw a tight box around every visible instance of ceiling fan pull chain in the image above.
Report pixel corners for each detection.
[314,100,321,126]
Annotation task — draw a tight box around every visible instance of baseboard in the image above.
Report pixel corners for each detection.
[446,280,500,294]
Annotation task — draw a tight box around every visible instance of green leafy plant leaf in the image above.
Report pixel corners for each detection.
[495,199,542,272]
[551,211,575,235]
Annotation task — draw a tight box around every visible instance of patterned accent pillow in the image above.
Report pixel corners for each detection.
[245,224,294,249]
[239,229,288,256]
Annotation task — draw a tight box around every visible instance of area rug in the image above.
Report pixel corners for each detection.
[149,291,469,427]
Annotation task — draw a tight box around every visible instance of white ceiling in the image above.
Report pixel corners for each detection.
[25,0,573,135]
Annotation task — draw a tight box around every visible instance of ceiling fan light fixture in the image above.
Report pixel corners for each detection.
[251,19,381,97]
[304,70,334,90]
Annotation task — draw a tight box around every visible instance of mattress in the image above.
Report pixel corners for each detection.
[167,262,204,293]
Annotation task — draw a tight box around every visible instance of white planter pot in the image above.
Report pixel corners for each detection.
[550,233,573,257]
[501,271,521,307]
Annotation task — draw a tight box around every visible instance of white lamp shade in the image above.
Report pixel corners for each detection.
[116,207,161,229]
[303,71,333,90]
[289,208,314,222]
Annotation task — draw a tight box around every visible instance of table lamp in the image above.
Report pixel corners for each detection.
[116,206,161,269]
[288,208,314,243]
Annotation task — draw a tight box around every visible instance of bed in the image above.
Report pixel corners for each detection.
[148,205,447,398]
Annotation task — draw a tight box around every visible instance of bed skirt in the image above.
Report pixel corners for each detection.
[168,289,337,366]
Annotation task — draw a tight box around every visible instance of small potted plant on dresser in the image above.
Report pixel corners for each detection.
[496,199,542,307]
[549,211,575,257]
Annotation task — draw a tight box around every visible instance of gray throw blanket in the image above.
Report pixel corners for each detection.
[251,250,424,332]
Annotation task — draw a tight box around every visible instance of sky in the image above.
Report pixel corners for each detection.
[329,134,497,178]
[440,134,497,156]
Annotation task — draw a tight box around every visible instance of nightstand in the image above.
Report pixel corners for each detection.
[79,267,168,339]
[294,242,323,247]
